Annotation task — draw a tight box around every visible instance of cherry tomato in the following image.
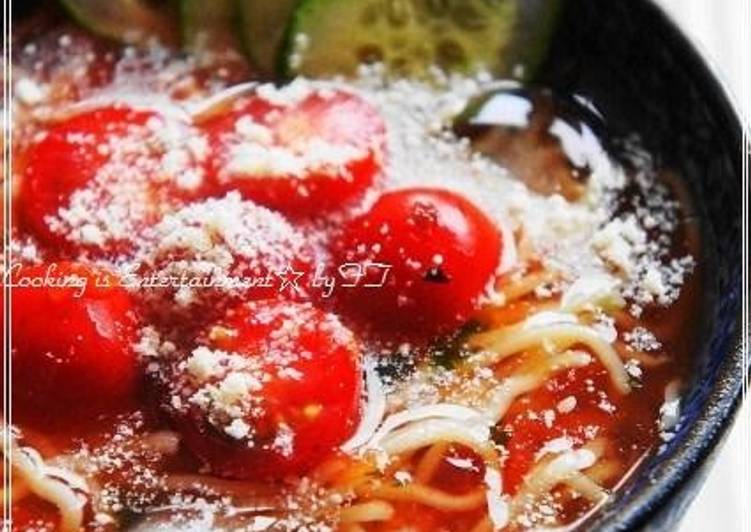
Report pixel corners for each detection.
[21,105,207,256]
[135,193,316,329]
[12,28,117,106]
[10,262,140,425]
[333,188,502,337]
[201,88,385,216]
[501,365,614,494]
[174,300,361,479]
[11,498,61,532]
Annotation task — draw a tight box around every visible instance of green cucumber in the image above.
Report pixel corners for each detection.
[283,0,561,79]
[59,0,178,45]
[180,0,238,51]
[237,0,298,75]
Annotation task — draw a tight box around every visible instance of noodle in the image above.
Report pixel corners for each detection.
[312,457,378,491]
[341,362,387,453]
[482,350,592,423]
[584,459,621,484]
[470,323,631,394]
[482,374,542,422]
[1,479,30,503]
[510,446,605,516]
[339,500,395,523]
[364,483,486,512]
[563,471,609,503]
[7,440,88,532]
[414,442,450,483]
[378,418,494,461]
[494,271,559,304]
[365,404,487,449]
[342,525,368,532]
[483,466,509,529]
[187,82,259,120]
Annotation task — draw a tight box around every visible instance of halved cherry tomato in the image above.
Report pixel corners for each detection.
[175,299,361,479]
[21,105,208,256]
[201,87,385,216]
[333,188,502,338]
[12,28,118,107]
[11,497,61,532]
[501,364,614,494]
[135,193,316,330]
[10,262,140,426]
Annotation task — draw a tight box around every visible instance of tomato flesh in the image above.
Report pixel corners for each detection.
[11,497,61,532]
[135,193,318,331]
[10,262,140,426]
[333,188,502,337]
[201,88,385,216]
[501,365,614,494]
[175,300,362,479]
[21,106,207,256]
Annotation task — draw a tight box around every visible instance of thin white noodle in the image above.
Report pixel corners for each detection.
[53,93,193,122]
[339,501,395,523]
[483,374,544,423]
[497,220,518,274]
[483,467,509,529]
[470,324,631,394]
[341,362,387,452]
[186,82,259,119]
[9,443,88,532]
[2,482,30,502]
[366,403,486,450]
[511,447,603,516]
[563,471,609,503]
[378,418,492,458]
[364,403,488,458]
[482,351,592,423]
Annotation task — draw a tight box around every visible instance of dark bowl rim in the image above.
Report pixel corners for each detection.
[585,1,749,530]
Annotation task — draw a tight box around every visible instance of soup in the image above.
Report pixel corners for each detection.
[4,2,701,531]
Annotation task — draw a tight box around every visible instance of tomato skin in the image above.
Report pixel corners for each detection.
[21,106,207,257]
[10,262,140,426]
[501,365,614,494]
[135,193,318,331]
[22,106,149,254]
[502,408,610,495]
[202,89,385,216]
[333,188,502,337]
[175,300,362,479]
[11,497,61,532]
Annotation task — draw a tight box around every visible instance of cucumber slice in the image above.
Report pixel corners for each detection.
[59,0,178,45]
[180,0,238,51]
[283,0,561,80]
[237,0,298,75]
